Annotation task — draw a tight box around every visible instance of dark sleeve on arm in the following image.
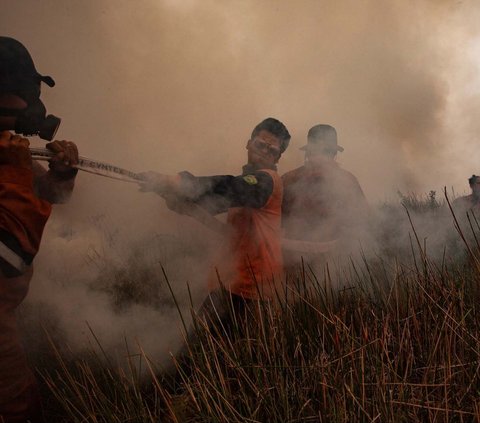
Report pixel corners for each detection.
[178,170,274,214]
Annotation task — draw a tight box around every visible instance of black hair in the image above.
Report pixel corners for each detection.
[251,117,291,154]
[469,175,480,186]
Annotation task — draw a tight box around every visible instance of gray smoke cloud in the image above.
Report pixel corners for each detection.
[2,0,480,362]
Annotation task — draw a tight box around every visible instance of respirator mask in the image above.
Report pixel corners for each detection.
[0,77,61,141]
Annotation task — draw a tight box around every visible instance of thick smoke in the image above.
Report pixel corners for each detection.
[2,0,480,362]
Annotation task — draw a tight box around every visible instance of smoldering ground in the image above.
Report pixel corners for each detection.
[2,0,480,364]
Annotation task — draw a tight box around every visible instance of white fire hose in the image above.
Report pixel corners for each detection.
[30,148,337,251]
[30,147,226,233]
[30,147,140,183]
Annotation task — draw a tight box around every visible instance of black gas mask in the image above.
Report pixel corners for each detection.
[0,78,61,141]
[0,36,61,141]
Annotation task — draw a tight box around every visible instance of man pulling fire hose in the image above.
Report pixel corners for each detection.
[138,118,291,362]
[0,37,80,423]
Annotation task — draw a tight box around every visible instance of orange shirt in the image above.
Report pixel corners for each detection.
[0,166,51,256]
[212,169,283,299]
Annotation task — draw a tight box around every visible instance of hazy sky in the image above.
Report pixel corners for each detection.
[2,0,480,203]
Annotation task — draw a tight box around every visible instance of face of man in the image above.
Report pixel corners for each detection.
[471,177,480,199]
[304,143,336,164]
[246,129,282,169]
[0,93,27,130]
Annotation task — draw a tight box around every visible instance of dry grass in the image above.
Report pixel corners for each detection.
[23,193,480,422]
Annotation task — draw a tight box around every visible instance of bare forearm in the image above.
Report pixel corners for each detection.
[32,160,77,204]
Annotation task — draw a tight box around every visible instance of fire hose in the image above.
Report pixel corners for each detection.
[30,147,226,233]
[30,147,140,183]
[29,148,337,252]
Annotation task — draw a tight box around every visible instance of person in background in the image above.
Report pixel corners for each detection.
[0,37,79,423]
[452,174,480,216]
[281,124,369,268]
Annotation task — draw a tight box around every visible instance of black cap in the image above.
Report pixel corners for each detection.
[300,124,344,153]
[0,37,55,89]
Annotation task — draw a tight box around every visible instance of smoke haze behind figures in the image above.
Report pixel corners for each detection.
[3,0,480,197]
[3,0,480,359]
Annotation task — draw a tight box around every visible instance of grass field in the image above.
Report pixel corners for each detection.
[18,192,480,422]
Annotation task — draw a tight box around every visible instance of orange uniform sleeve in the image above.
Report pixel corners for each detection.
[0,165,51,258]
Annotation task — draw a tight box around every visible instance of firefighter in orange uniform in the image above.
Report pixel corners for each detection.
[0,37,79,423]
[139,117,290,331]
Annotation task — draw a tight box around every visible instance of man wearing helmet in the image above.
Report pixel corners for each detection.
[0,37,79,423]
